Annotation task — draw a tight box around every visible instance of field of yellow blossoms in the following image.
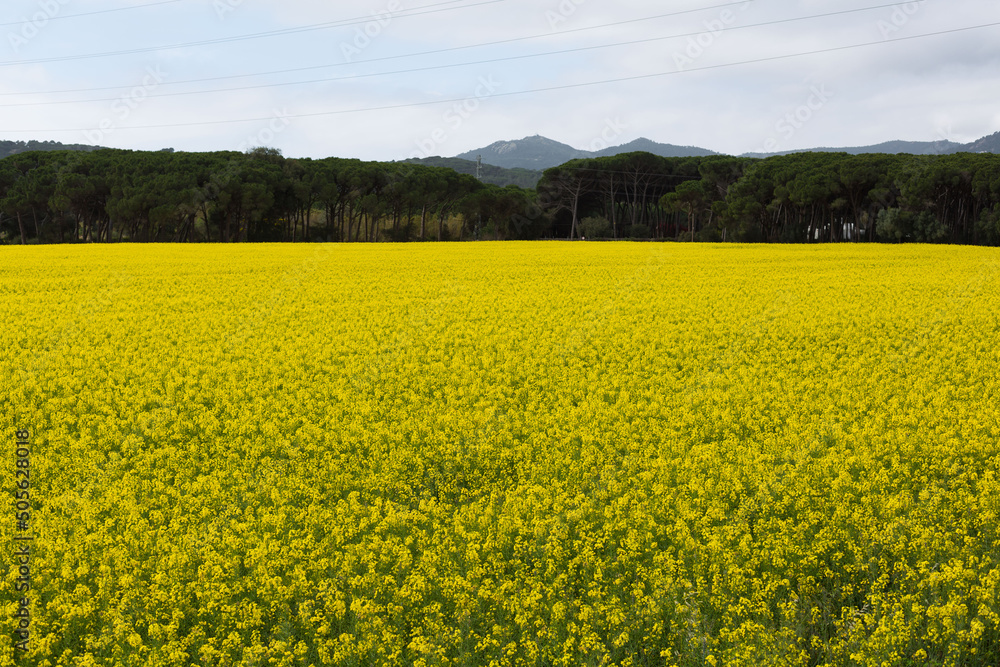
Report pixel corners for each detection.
[1,243,999,667]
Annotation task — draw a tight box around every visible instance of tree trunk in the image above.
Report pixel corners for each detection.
[569,188,579,240]
[16,212,26,245]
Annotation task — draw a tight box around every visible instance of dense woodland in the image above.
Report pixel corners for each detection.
[2,147,999,245]
[542,151,1000,244]
[404,156,543,189]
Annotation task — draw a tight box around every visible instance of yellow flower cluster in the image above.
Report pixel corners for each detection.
[1,243,998,666]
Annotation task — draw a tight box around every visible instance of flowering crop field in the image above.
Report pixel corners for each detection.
[2,243,999,667]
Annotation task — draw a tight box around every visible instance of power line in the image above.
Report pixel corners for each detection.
[3,20,997,134]
[0,0,501,67]
[0,0,183,28]
[0,0,754,82]
[0,2,940,109]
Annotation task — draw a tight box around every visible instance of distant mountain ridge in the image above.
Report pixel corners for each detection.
[455,135,718,170]
[0,139,104,160]
[963,131,1000,153]
[456,136,589,170]
[741,139,967,158]
[456,132,999,170]
[593,137,718,159]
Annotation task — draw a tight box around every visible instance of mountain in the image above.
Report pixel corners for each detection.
[592,137,718,159]
[402,156,543,188]
[743,134,1000,158]
[742,139,966,158]
[455,136,588,170]
[457,129,1000,171]
[0,139,103,160]
[855,140,965,155]
[455,135,718,170]
[963,131,1000,153]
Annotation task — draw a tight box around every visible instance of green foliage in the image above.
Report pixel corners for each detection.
[0,149,503,243]
[579,216,611,239]
[913,211,949,243]
[876,208,907,242]
[878,209,950,243]
[541,151,1000,245]
[975,205,1000,243]
[626,223,650,239]
[403,156,542,188]
[3,148,1000,245]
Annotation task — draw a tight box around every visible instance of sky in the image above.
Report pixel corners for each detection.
[1,0,998,162]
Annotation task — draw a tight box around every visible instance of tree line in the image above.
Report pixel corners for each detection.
[539,151,1000,244]
[2,147,999,244]
[0,148,542,244]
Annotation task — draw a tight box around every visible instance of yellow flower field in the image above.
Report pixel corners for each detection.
[1,243,999,667]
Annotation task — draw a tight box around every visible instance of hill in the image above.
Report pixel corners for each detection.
[963,131,1000,153]
[592,137,718,158]
[742,139,966,158]
[0,139,103,159]
[457,130,999,170]
[455,136,588,170]
[455,135,717,170]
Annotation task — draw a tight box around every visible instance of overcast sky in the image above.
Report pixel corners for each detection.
[2,0,998,161]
